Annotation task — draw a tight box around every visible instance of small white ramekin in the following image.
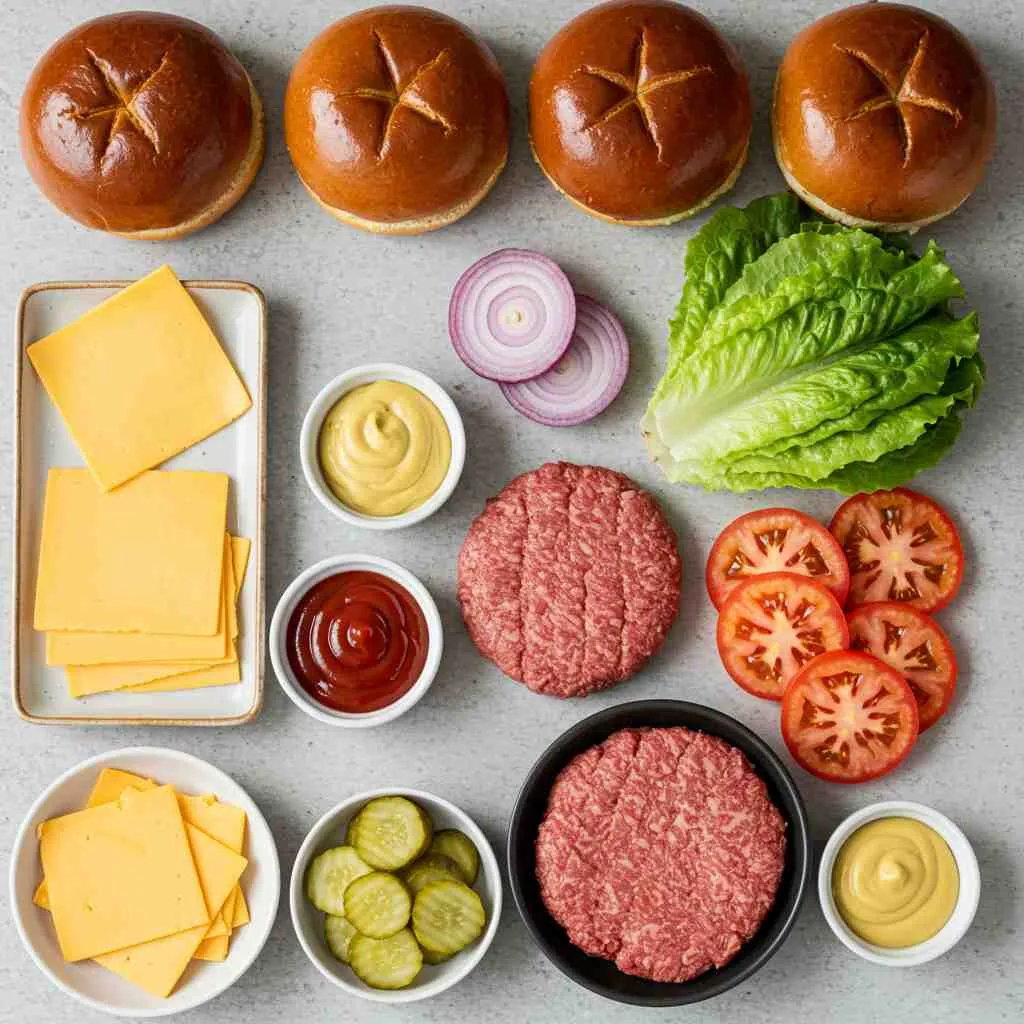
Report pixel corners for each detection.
[290,788,502,1003]
[300,363,466,531]
[268,554,442,728]
[818,800,980,967]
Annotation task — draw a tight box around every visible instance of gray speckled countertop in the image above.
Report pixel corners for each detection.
[1,1,1022,1021]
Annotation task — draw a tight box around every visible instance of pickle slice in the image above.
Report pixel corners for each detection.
[411,879,486,956]
[349,928,423,990]
[306,845,374,915]
[343,871,412,939]
[324,914,358,964]
[429,830,480,885]
[349,796,432,871]
[402,853,462,896]
[421,946,452,966]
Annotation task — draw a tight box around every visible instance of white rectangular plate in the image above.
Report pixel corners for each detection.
[12,280,266,725]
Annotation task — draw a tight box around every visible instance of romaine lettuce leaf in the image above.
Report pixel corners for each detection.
[644,192,981,494]
[717,355,983,482]
[746,314,980,460]
[650,234,964,466]
[673,413,965,495]
[666,192,805,361]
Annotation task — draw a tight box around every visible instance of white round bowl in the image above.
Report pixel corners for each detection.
[269,554,442,729]
[9,747,281,1018]
[300,363,466,531]
[818,800,980,967]
[290,788,502,1003]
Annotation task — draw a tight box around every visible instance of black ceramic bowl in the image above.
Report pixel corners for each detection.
[507,700,811,1006]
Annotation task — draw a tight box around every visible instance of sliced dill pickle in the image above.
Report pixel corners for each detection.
[420,946,452,966]
[411,879,486,956]
[324,914,358,964]
[343,871,412,938]
[349,928,423,990]
[349,796,432,871]
[402,853,462,895]
[428,830,480,885]
[305,845,373,915]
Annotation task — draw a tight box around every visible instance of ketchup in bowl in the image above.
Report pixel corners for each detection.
[286,570,428,713]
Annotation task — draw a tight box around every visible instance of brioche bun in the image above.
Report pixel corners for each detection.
[773,3,996,231]
[20,12,264,240]
[284,6,509,235]
[529,0,751,226]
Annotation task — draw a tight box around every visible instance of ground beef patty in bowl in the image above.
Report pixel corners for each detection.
[457,463,681,697]
[536,726,786,983]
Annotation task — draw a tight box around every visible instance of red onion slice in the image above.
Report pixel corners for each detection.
[500,295,629,426]
[448,249,576,382]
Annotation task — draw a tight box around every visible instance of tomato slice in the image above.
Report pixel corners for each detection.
[781,651,919,783]
[706,508,850,611]
[716,572,849,700]
[847,602,957,732]
[829,488,964,612]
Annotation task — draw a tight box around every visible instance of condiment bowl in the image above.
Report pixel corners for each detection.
[507,700,812,1006]
[268,554,442,728]
[9,747,280,1018]
[818,800,980,967]
[299,363,466,531]
[290,788,502,1003]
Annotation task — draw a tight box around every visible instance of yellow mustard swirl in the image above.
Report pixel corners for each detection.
[832,817,959,948]
[318,380,451,517]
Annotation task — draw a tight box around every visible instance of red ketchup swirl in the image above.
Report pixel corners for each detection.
[286,570,428,713]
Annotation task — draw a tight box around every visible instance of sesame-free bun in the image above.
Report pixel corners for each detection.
[284,6,510,235]
[773,3,996,231]
[20,12,264,240]
[529,0,751,227]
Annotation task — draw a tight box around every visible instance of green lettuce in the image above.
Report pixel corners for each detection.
[644,193,982,494]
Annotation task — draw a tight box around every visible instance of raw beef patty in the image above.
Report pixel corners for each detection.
[458,463,681,697]
[535,727,787,983]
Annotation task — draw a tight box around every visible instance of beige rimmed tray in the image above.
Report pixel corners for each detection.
[12,280,267,726]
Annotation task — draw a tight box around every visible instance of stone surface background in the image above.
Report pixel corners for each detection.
[0,1,1021,1021]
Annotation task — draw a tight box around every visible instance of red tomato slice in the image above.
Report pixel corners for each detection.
[829,488,964,613]
[716,572,849,701]
[781,650,919,784]
[706,508,850,611]
[847,602,957,732]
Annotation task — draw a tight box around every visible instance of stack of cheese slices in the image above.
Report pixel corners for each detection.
[27,265,253,698]
[35,767,251,996]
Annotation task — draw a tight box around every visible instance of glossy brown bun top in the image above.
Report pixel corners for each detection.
[20,12,261,237]
[774,3,996,229]
[529,0,751,226]
[284,6,510,232]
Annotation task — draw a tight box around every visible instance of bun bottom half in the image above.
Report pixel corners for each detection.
[773,140,966,236]
[109,73,266,241]
[297,154,507,236]
[528,138,749,227]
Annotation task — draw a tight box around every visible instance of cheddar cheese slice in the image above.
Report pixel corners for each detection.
[34,469,228,635]
[178,792,248,940]
[121,542,248,692]
[87,767,156,806]
[27,265,251,490]
[232,886,251,928]
[45,535,240,666]
[64,646,236,697]
[95,823,247,997]
[40,785,208,961]
[194,934,230,962]
[121,657,241,694]
[37,770,249,959]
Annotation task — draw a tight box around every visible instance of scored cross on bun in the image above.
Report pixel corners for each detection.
[20,13,264,239]
[284,6,510,235]
[773,2,996,231]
